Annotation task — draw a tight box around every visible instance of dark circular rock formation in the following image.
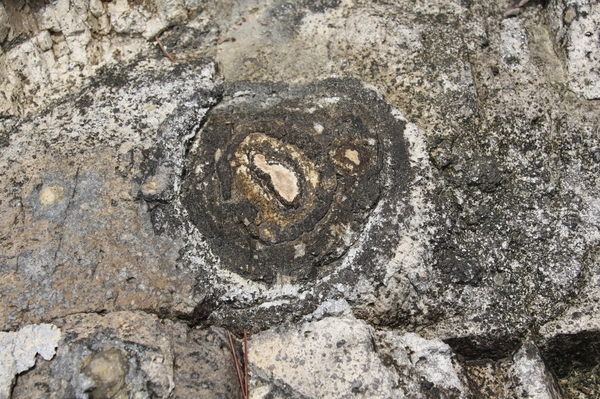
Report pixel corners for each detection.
[181,80,410,283]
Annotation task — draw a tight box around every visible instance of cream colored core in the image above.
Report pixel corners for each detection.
[39,183,66,206]
[345,149,360,165]
[253,154,299,202]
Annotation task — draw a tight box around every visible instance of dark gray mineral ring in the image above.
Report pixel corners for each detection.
[181,79,411,283]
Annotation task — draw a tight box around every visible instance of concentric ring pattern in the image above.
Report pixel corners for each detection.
[181,80,409,283]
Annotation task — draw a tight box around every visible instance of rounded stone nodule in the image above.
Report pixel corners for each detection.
[81,347,129,399]
[180,79,409,283]
[39,182,66,206]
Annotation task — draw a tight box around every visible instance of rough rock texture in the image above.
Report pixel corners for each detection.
[9,312,240,399]
[1,0,599,398]
[249,315,465,398]
[510,338,562,399]
[0,324,60,399]
[0,57,219,330]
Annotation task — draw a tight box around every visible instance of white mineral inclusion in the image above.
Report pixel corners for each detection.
[294,243,306,258]
[39,183,66,206]
[253,154,299,202]
[345,149,360,165]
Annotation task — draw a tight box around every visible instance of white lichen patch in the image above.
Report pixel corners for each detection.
[384,110,435,287]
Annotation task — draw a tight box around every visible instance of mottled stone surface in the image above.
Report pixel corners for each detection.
[250,317,401,398]
[0,57,219,332]
[0,324,60,399]
[10,312,239,399]
[1,0,599,397]
[511,338,562,399]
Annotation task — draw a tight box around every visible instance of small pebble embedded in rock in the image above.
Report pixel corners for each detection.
[38,182,66,206]
[81,347,129,399]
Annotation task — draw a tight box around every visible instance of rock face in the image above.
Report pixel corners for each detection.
[9,312,240,399]
[249,316,466,398]
[0,0,599,398]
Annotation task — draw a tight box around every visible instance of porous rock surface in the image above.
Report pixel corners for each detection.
[0,0,599,398]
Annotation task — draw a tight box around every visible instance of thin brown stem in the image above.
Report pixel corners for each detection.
[155,37,176,63]
[244,330,249,397]
[227,331,247,399]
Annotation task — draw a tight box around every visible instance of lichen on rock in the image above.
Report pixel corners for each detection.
[1,0,599,397]
[178,79,409,283]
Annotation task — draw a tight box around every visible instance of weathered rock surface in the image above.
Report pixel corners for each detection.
[1,0,599,397]
[9,312,240,399]
[0,324,60,399]
[249,315,466,398]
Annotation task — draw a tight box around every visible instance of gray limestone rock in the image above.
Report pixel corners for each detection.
[249,317,401,398]
[0,57,220,330]
[0,0,599,398]
[546,0,600,100]
[510,338,562,399]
